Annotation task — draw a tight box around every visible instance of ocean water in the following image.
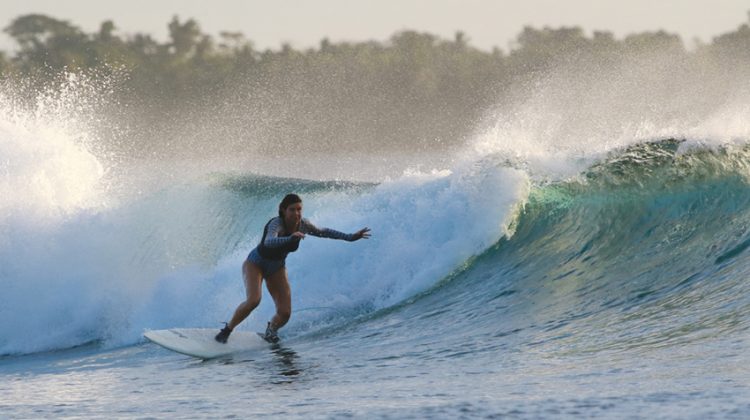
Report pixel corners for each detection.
[1,77,750,419]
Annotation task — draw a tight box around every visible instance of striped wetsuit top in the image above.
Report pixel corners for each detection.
[254,217,356,262]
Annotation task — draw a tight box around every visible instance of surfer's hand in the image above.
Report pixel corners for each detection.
[353,227,371,241]
[292,231,306,240]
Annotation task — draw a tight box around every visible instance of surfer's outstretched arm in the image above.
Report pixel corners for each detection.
[351,227,371,240]
[300,218,371,241]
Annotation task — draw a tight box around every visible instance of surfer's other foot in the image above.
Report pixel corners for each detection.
[263,322,279,343]
[215,324,232,343]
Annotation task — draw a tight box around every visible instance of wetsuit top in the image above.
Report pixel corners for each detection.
[256,216,356,261]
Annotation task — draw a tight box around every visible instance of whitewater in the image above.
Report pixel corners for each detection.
[1,71,750,418]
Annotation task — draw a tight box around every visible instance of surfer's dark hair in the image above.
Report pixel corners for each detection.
[279,193,302,218]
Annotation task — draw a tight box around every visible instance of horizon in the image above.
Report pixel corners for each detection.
[1,0,748,53]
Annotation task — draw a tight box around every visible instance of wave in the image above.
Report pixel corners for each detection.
[1,71,748,357]
[354,139,750,357]
[4,136,750,357]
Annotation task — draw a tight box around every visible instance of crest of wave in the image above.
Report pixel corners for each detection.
[468,52,750,180]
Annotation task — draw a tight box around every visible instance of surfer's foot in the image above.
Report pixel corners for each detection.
[263,322,279,343]
[215,324,233,343]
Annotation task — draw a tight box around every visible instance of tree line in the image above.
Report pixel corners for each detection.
[1,13,749,154]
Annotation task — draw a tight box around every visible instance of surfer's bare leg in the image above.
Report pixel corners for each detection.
[227,260,263,330]
[266,267,292,330]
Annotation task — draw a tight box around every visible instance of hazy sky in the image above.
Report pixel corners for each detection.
[1,0,748,52]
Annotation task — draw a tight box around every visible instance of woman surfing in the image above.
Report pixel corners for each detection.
[215,193,371,343]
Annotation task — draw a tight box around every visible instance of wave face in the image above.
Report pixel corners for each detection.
[405,140,750,358]
[303,141,750,375]
[3,128,750,360]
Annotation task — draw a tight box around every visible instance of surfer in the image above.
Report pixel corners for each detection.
[215,193,371,343]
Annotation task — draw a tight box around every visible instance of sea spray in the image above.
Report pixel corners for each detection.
[468,51,750,181]
[0,75,111,224]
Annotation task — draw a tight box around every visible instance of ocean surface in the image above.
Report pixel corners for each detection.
[1,78,750,419]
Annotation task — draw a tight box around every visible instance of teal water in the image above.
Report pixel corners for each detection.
[1,140,750,418]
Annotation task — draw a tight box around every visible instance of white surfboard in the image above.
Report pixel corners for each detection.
[144,328,267,359]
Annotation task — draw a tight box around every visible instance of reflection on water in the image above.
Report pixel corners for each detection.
[209,343,303,382]
[270,344,301,380]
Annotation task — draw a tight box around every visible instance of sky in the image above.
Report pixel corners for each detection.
[1,0,748,53]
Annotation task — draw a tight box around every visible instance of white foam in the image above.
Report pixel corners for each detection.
[275,161,530,326]
[0,94,106,225]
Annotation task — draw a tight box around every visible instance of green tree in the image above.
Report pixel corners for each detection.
[5,14,89,71]
[168,16,201,58]
[508,26,590,72]
[623,30,684,54]
[0,51,10,75]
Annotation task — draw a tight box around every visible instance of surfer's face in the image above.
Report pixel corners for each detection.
[284,202,302,228]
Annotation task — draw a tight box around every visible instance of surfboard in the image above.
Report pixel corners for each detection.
[144,328,267,359]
